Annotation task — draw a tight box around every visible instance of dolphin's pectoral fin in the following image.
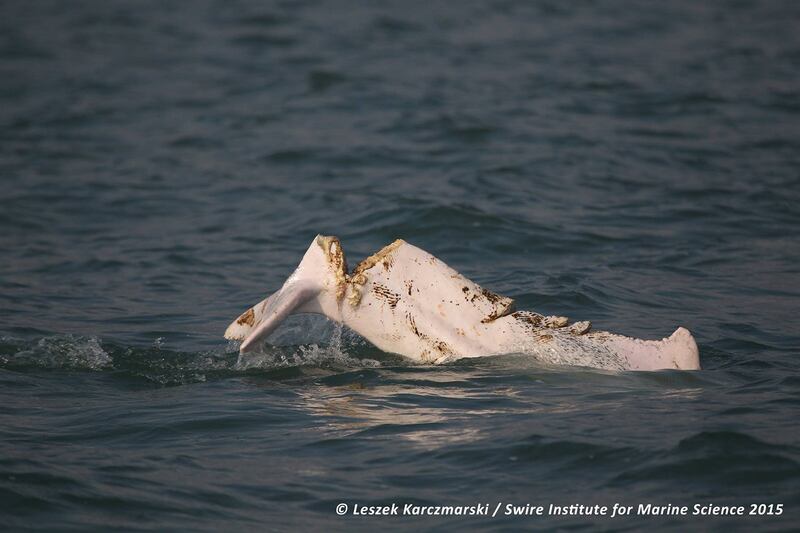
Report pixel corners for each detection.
[237,280,320,353]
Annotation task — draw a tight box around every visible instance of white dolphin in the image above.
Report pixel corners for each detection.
[225,236,700,371]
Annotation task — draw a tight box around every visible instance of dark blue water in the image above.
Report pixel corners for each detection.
[1,0,799,530]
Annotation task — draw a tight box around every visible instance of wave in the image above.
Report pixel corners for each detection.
[0,331,732,394]
[0,325,386,386]
[0,335,112,371]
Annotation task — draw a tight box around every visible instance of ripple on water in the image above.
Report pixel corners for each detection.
[1,0,799,530]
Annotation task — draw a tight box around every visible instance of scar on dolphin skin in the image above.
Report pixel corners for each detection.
[351,239,404,277]
[372,283,401,309]
[403,310,453,359]
[406,311,421,338]
[405,280,413,296]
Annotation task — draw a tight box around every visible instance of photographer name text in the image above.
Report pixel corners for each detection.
[335,502,784,518]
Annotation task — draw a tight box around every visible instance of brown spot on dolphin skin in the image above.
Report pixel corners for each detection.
[372,283,401,309]
[462,286,481,303]
[433,340,453,355]
[405,280,414,296]
[352,239,405,276]
[236,308,256,326]
[480,288,502,304]
[315,235,348,301]
[585,331,612,343]
[406,312,421,337]
[512,311,586,344]
[481,303,516,323]
[456,328,465,336]
[543,315,569,328]
[405,311,450,359]
[513,311,558,344]
[479,289,516,323]
[513,310,570,330]
[419,341,452,363]
[380,332,403,342]
[568,320,592,335]
[512,311,544,327]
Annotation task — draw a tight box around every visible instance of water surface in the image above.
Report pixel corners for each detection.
[1,0,799,530]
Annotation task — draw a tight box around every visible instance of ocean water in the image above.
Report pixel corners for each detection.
[1,0,799,530]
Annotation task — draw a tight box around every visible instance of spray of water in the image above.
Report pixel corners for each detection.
[234,321,380,371]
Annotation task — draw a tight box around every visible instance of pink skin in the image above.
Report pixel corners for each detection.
[226,236,700,371]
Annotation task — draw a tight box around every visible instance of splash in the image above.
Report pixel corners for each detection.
[1,335,111,371]
[234,322,380,371]
[0,324,381,386]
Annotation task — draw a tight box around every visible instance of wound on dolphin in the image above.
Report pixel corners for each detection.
[225,235,700,371]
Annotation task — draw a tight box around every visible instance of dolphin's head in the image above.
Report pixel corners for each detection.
[225,235,348,353]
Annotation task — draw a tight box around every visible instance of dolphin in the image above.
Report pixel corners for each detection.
[225,236,700,371]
